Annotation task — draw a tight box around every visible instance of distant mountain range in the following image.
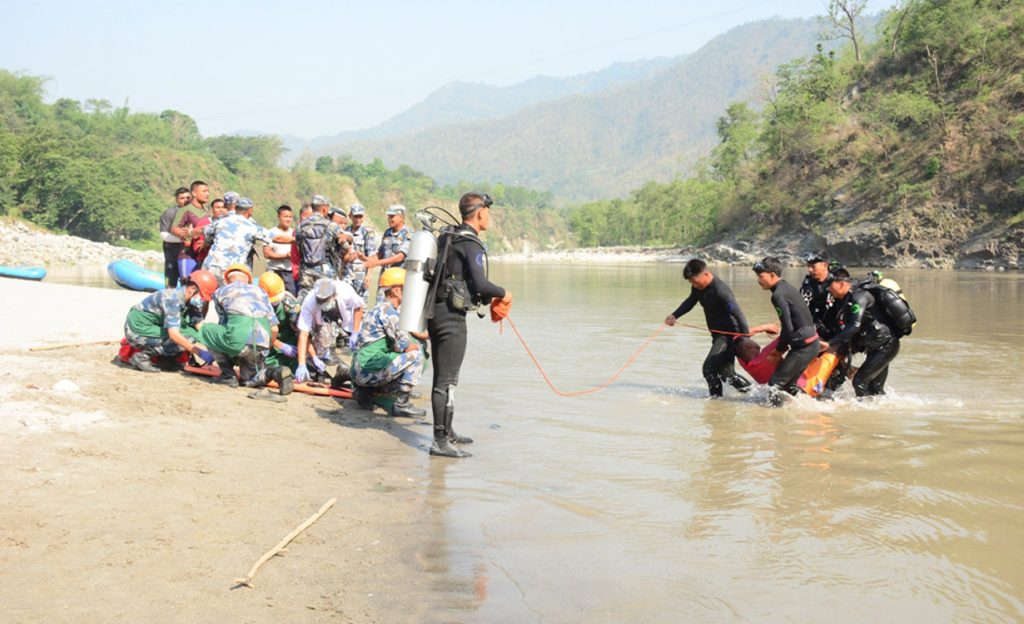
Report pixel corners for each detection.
[286,18,829,200]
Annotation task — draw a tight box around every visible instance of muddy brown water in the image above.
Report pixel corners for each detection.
[48,264,1024,622]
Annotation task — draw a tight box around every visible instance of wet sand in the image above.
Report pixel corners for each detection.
[0,280,440,623]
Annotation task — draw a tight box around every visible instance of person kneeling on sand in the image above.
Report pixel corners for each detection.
[350,268,426,418]
[199,264,293,394]
[123,269,218,373]
[294,277,365,384]
[258,271,302,373]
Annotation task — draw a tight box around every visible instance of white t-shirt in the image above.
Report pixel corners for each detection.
[266,226,294,272]
[298,280,364,334]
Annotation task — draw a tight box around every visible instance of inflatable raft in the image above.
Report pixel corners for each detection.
[108,259,164,292]
[0,265,47,281]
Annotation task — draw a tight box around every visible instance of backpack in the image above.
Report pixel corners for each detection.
[296,218,330,267]
[859,278,916,337]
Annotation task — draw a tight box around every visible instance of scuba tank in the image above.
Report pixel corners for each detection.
[858,272,917,337]
[398,206,491,332]
[398,229,438,333]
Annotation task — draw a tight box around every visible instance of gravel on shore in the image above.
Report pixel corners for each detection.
[0,221,161,268]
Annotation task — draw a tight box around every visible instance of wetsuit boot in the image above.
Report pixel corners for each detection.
[390,389,426,419]
[129,352,161,373]
[430,427,471,458]
[727,374,752,393]
[705,375,724,398]
[445,404,473,445]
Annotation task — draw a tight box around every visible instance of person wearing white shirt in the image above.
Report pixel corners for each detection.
[264,205,297,294]
[295,278,364,383]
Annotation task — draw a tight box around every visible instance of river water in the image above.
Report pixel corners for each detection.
[45,263,1024,622]
[407,264,1023,623]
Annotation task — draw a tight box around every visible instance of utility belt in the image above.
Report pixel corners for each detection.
[437,277,480,313]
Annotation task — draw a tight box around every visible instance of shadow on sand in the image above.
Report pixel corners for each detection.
[313,400,432,452]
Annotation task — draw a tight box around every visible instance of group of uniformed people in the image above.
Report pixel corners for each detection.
[666,254,908,405]
[128,187,511,459]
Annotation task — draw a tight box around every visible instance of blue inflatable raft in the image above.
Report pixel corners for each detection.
[108,260,164,292]
[0,266,47,281]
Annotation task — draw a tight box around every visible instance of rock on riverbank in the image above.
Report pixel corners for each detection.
[0,221,162,268]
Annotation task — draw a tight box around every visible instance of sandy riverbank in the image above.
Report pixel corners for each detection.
[0,280,453,623]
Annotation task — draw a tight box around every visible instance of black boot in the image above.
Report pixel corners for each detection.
[705,375,723,398]
[429,427,471,458]
[727,374,752,394]
[269,366,293,395]
[211,354,238,388]
[445,404,473,444]
[352,385,373,410]
[390,390,426,419]
[331,363,351,389]
[129,352,161,373]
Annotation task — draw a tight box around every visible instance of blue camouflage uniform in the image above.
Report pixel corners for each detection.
[351,300,423,392]
[375,225,412,302]
[201,213,273,282]
[344,223,377,297]
[201,282,278,384]
[296,213,349,291]
[124,287,202,356]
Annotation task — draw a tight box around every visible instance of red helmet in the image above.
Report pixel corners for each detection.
[187,269,218,301]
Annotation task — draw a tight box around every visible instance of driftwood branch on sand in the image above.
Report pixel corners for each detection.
[232,497,337,589]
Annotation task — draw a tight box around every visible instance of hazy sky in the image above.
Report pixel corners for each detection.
[1,0,890,139]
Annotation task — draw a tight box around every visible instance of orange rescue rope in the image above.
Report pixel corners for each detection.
[497,299,759,397]
[504,316,669,397]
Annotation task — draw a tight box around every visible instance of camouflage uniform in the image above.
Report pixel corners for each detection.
[201,213,273,282]
[201,282,279,385]
[296,213,350,296]
[375,225,412,302]
[123,287,201,356]
[266,291,301,370]
[344,223,377,298]
[351,300,423,392]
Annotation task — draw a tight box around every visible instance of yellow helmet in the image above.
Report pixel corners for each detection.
[224,263,253,284]
[258,271,286,304]
[379,267,407,289]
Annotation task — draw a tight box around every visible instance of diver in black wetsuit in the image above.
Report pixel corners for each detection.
[800,252,836,336]
[800,251,850,390]
[752,256,822,406]
[664,259,752,397]
[822,268,900,397]
[426,192,512,458]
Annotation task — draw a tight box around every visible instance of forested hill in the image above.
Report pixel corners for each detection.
[569,0,1024,269]
[0,72,564,251]
[293,56,684,153]
[314,18,826,200]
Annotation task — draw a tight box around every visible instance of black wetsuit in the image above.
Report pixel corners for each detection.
[800,273,836,338]
[768,279,819,397]
[827,288,900,397]
[671,277,751,396]
[427,224,506,440]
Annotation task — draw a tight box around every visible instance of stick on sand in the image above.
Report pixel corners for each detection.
[233,497,336,589]
[29,339,119,352]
